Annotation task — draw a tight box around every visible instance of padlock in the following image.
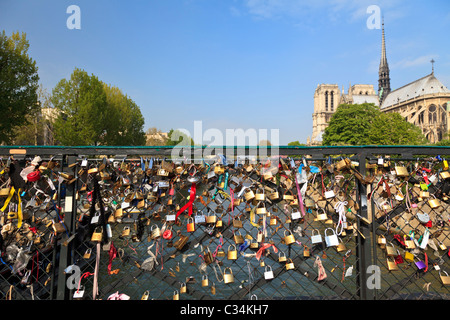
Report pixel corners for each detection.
[377,235,386,245]
[121,226,130,237]
[304,198,315,208]
[387,257,399,271]
[269,191,279,200]
[202,275,209,287]
[204,247,214,265]
[233,231,244,244]
[173,290,179,300]
[227,244,238,260]
[416,212,430,224]
[283,192,294,201]
[440,171,450,179]
[311,229,323,244]
[336,238,347,252]
[444,160,449,171]
[150,224,161,239]
[269,215,277,226]
[404,251,414,263]
[385,242,396,257]
[316,208,328,221]
[278,251,287,263]
[291,209,301,220]
[180,282,187,294]
[244,188,255,201]
[141,290,149,300]
[114,208,123,219]
[186,217,195,232]
[194,212,206,225]
[428,196,440,209]
[223,268,234,284]
[215,219,223,228]
[404,237,416,250]
[264,265,274,280]
[394,166,409,177]
[232,217,243,228]
[91,226,103,242]
[439,241,447,251]
[324,190,335,199]
[440,270,450,285]
[250,241,258,249]
[303,246,310,257]
[324,228,339,247]
[255,188,265,201]
[283,230,296,245]
[415,258,427,270]
[420,191,429,198]
[285,258,295,270]
[256,202,267,215]
[335,158,349,171]
[206,212,217,224]
[83,248,92,259]
[7,212,17,220]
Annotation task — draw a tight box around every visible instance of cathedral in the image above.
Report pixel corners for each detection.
[309,22,450,145]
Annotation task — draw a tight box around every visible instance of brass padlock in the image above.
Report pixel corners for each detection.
[206,212,217,224]
[180,282,187,294]
[283,230,296,245]
[387,257,399,271]
[303,246,310,257]
[316,208,328,221]
[304,198,315,208]
[232,217,243,228]
[204,248,214,265]
[91,226,103,242]
[141,290,149,300]
[269,215,277,226]
[335,158,349,171]
[227,244,238,260]
[428,196,440,209]
[377,235,386,246]
[186,217,195,232]
[285,258,295,270]
[202,275,209,287]
[256,202,267,215]
[440,270,450,285]
[283,192,294,201]
[255,188,265,201]
[150,224,161,239]
[233,231,244,244]
[336,238,347,252]
[244,188,255,201]
[7,212,17,220]
[223,268,234,284]
[173,290,179,300]
[440,171,450,179]
[215,219,223,228]
[114,208,123,219]
[385,242,396,257]
[439,241,447,251]
[83,248,92,259]
[269,191,279,200]
[420,191,429,198]
[394,166,409,177]
[121,226,130,237]
[278,251,287,263]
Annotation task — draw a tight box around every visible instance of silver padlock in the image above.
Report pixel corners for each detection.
[324,228,339,247]
[311,229,323,244]
[264,265,274,280]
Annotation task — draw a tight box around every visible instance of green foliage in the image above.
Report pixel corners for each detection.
[322,103,427,146]
[166,129,194,146]
[0,31,39,144]
[51,68,146,146]
[287,141,306,146]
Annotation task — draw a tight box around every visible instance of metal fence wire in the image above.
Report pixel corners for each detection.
[1,146,450,300]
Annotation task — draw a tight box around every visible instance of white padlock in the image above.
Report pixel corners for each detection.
[325,190,335,199]
[291,209,301,220]
[324,228,339,247]
[264,265,274,280]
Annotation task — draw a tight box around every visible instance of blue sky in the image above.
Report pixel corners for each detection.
[2,0,450,145]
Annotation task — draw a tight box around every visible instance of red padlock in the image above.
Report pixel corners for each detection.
[163,227,173,240]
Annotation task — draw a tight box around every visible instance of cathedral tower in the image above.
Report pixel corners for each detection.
[378,20,391,104]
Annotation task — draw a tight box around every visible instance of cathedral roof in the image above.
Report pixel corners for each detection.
[380,73,450,109]
[352,94,379,106]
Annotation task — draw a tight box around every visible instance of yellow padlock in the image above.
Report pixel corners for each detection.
[283,230,296,245]
[227,244,238,260]
[202,275,209,287]
[285,258,295,270]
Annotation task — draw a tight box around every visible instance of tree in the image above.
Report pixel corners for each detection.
[12,85,51,145]
[51,68,146,146]
[102,84,146,146]
[322,103,427,146]
[51,68,108,145]
[166,129,194,146]
[287,141,306,146]
[0,31,39,144]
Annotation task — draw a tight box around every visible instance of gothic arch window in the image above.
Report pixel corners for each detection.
[325,91,328,111]
[438,130,443,141]
[418,110,424,124]
[428,105,437,124]
[365,91,368,95]
[442,103,448,124]
[426,131,436,144]
[330,91,334,111]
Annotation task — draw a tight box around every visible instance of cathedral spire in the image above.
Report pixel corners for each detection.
[378,18,391,105]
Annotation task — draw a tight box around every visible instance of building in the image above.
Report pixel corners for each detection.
[309,22,450,145]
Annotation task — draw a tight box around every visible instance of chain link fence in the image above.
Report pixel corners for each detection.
[1,146,450,300]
